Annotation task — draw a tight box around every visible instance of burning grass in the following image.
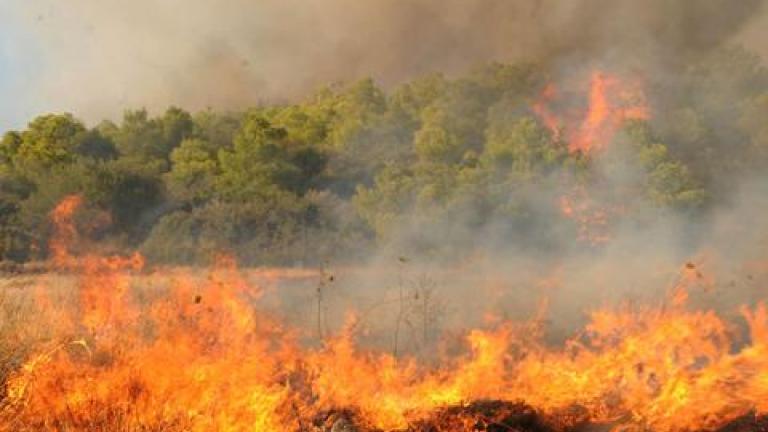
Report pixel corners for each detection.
[0,197,767,431]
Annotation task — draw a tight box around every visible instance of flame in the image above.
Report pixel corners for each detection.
[532,83,561,142]
[533,70,650,154]
[4,196,768,431]
[49,195,83,266]
[569,71,649,153]
[533,71,649,244]
[558,187,628,246]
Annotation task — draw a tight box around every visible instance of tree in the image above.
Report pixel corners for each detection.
[482,115,563,179]
[625,121,707,209]
[216,113,300,201]
[14,114,86,168]
[166,138,219,203]
[0,132,22,166]
[320,78,387,150]
[109,107,193,169]
[389,73,447,124]
[413,107,463,164]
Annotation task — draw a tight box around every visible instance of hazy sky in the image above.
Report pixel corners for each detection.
[1,0,766,132]
[0,3,40,131]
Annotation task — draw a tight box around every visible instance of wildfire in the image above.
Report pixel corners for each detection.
[3,195,768,431]
[558,190,626,245]
[534,70,650,154]
[531,83,561,142]
[48,194,83,267]
[535,71,650,244]
[570,71,649,153]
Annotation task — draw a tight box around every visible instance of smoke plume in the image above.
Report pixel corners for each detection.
[10,0,767,123]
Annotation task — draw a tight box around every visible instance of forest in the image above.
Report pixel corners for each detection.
[0,45,766,266]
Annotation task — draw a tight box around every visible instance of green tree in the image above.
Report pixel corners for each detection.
[14,114,86,168]
[482,115,563,179]
[413,107,462,164]
[216,113,300,200]
[108,107,193,169]
[166,138,219,203]
[626,121,707,209]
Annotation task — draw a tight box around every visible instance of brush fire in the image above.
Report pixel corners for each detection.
[2,70,768,432]
[3,2,768,430]
[2,186,768,432]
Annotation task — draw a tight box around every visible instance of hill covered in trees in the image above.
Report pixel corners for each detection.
[1,47,767,266]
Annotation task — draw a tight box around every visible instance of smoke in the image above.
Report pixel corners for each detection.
[6,0,768,349]
[10,0,766,123]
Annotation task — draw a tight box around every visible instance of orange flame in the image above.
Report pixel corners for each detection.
[558,187,627,245]
[533,70,650,154]
[4,196,768,431]
[533,72,649,244]
[49,195,83,266]
[570,71,649,153]
[532,83,561,142]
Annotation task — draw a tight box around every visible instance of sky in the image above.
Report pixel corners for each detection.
[0,3,41,131]
[0,0,766,133]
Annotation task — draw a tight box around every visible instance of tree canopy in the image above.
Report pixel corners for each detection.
[1,50,765,265]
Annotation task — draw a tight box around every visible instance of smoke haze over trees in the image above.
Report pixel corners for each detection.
[1,49,768,265]
[4,0,767,124]
[1,1,768,266]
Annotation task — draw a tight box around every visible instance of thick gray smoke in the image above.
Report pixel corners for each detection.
[11,0,767,123]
